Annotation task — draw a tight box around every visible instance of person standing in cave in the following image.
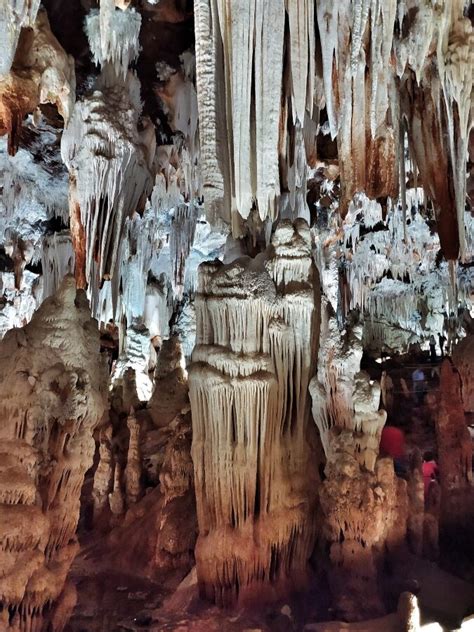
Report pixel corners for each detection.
[412,367,425,406]
[446,311,457,355]
[381,370,394,416]
[429,334,437,362]
[438,332,446,358]
[422,451,439,497]
[380,425,407,477]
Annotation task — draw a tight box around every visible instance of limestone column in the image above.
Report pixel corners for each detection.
[188,220,320,606]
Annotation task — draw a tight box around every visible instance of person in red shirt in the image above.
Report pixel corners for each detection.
[422,451,439,496]
[380,426,407,476]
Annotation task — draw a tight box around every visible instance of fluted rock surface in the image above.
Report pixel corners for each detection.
[188,219,320,606]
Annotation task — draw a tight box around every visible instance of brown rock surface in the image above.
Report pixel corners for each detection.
[0,276,108,631]
[435,360,473,534]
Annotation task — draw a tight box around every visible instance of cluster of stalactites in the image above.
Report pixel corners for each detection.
[41,231,75,301]
[188,219,319,604]
[85,0,142,81]
[319,0,473,258]
[194,0,316,234]
[194,0,473,257]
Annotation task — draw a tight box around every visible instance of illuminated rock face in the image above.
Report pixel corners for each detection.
[320,445,408,621]
[194,0,473,260]
[0,277,108,631]
[0,8,75,156]
[188,219,320,606]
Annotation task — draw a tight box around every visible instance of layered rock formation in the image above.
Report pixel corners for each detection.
[310,306,409,619]
[188,219,320,606]
[0,276,108,631]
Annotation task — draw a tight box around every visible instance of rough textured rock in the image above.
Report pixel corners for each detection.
[407,449,425,557]
[0,9,75,155]
[435,359,474,541]
[319,431,408,621]
[0,276,108,631]
[124,407,143,506]
[188,219,320,606]
[0,0,473,629]
[453,334,474,413]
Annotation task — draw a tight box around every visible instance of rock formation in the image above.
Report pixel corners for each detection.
[189,219,320,606]
[453,333,474,413]
[0,276,107,631]
[407,449,425,557]
[91,424,113,527]
[435,359,473,542]
[0,8,75,155]
[319,442,408,621]
[124,407,142,506]
[0,0,472,629]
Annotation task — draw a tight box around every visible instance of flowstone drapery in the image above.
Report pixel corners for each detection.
[188,219,320,606]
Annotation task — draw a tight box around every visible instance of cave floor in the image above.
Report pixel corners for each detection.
[63,548,474,632]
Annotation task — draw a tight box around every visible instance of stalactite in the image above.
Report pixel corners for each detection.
[85,1,142,80]
[169,203,198,294]
[61,72,154,295]
[41,232,75,300]
[109,463,125,517]
[188,219,319,606]
[194,1,315,233]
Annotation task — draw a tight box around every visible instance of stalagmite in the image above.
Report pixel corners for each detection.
[0,276,108,631]
[124,407,142,506]
[109,463,125,517]
[407,449,424,557]
[188,219,320,605]
[319,438,408,621]
[92,425,113,526]
[423,480,441,562]
[453,334,474,413]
